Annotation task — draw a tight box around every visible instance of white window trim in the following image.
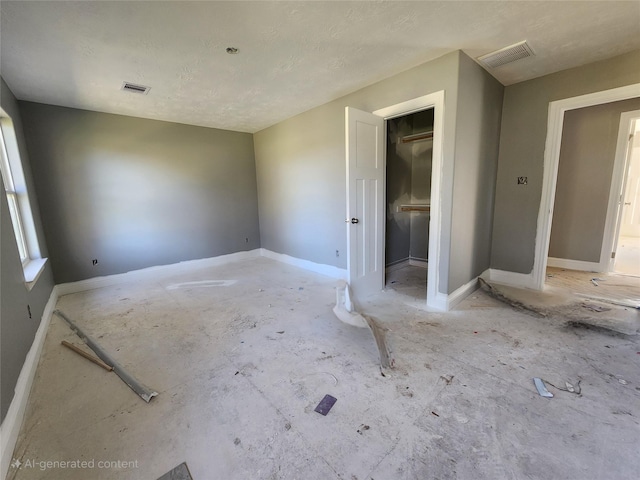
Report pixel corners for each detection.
[0,112,47,288]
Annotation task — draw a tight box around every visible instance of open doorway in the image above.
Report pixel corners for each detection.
[384,108,434,301]
[612,115,640,276]
[544,99,640,288]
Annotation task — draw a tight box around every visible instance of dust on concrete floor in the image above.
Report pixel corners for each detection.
[7,257,640,480]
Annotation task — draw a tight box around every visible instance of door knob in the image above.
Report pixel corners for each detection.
[351,218,359,224]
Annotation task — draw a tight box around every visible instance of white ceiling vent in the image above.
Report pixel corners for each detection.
[477,41,535,69]
[121,82,151,94]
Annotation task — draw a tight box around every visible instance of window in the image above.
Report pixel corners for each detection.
[0,113,46,286]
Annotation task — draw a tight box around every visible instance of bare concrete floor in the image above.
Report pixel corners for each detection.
[7,258,640,479]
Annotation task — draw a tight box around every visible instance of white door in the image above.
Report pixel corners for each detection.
[345,107,384,299]
[620,123,640,237]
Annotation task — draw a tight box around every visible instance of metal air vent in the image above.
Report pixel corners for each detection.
[477,41,535,69]
[121,82,151,94]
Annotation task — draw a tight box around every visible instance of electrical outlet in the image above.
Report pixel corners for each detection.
[92,259,98,266]
[246,237,249,243]
[517,176,528,185]
[336,250,340,257]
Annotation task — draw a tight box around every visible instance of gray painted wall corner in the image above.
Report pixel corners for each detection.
[0,78,55,422]
[447,52,504,293]
[19,102,260,284]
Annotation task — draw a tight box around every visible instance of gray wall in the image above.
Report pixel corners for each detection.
[448,52,503,291]
[1,79,54,422]
[254,51,460,294]
[20,102,260,284]
[492,50,640,273]
[255,50,503,295]
[549,98,640,261]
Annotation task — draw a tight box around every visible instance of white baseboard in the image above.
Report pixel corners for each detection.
[385,258,409,272]
[486,268,537,289]
[426,271,484,311]
[409,258,428,268]
[1,286,58,480]
[56,250,262,296]
[547,257,602,272]
[260,249,348,280]
[447,273,484,310]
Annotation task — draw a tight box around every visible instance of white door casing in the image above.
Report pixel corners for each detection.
[346,91,446,309]
[345,107,385,298]
[619,120,640,237]
[534,84,640,289]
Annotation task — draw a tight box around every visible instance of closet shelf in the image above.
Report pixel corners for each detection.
[399,204,430,212]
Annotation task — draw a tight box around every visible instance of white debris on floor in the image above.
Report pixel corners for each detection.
[7,258,640,480]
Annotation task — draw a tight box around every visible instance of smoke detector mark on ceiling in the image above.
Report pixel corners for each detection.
[121,82,151,94]
[477,41,535,69]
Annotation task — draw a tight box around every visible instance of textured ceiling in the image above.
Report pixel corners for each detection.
[1,1,639,133]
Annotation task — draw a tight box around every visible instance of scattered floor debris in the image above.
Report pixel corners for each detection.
[356,424,370,434]
[543,379,582,395]
[157,462,193,480]
[582,303,612,313]
[478,278,546,317]
[54,310,158,403]
[431,411,439,417]
[576,294,640,310]
[285,422,292,431]
[591,279,599,286]
[314,394,337,416]
[533,377,554,398]
[233,438,241,445]
[618,378,628,385]
[61,340,113,371]
[440,375,454,385]
[276,331,285,334]
[333,281,394,370]
[333,281,368,328]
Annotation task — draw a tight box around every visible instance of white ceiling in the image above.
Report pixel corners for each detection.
[1,1,639,133]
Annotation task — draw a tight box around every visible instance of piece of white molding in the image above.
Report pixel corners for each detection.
[487,268,537,289]
[447,273,483,310]
[547,257,602,272]
[428,292,449,311]
[56,250,262,296]
[260,249,348,280]
[1,286,58,480]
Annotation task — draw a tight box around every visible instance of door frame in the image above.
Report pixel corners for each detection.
[609,111,640,271]
[373,91,445,310]
[533,83,640,289]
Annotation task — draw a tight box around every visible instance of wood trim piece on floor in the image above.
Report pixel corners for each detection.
[56,250,263,296]
[547,257,602,272]
[1,286,58,480]
[260,249,348,280]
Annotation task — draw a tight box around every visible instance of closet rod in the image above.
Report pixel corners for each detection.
[401,131,433,143]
